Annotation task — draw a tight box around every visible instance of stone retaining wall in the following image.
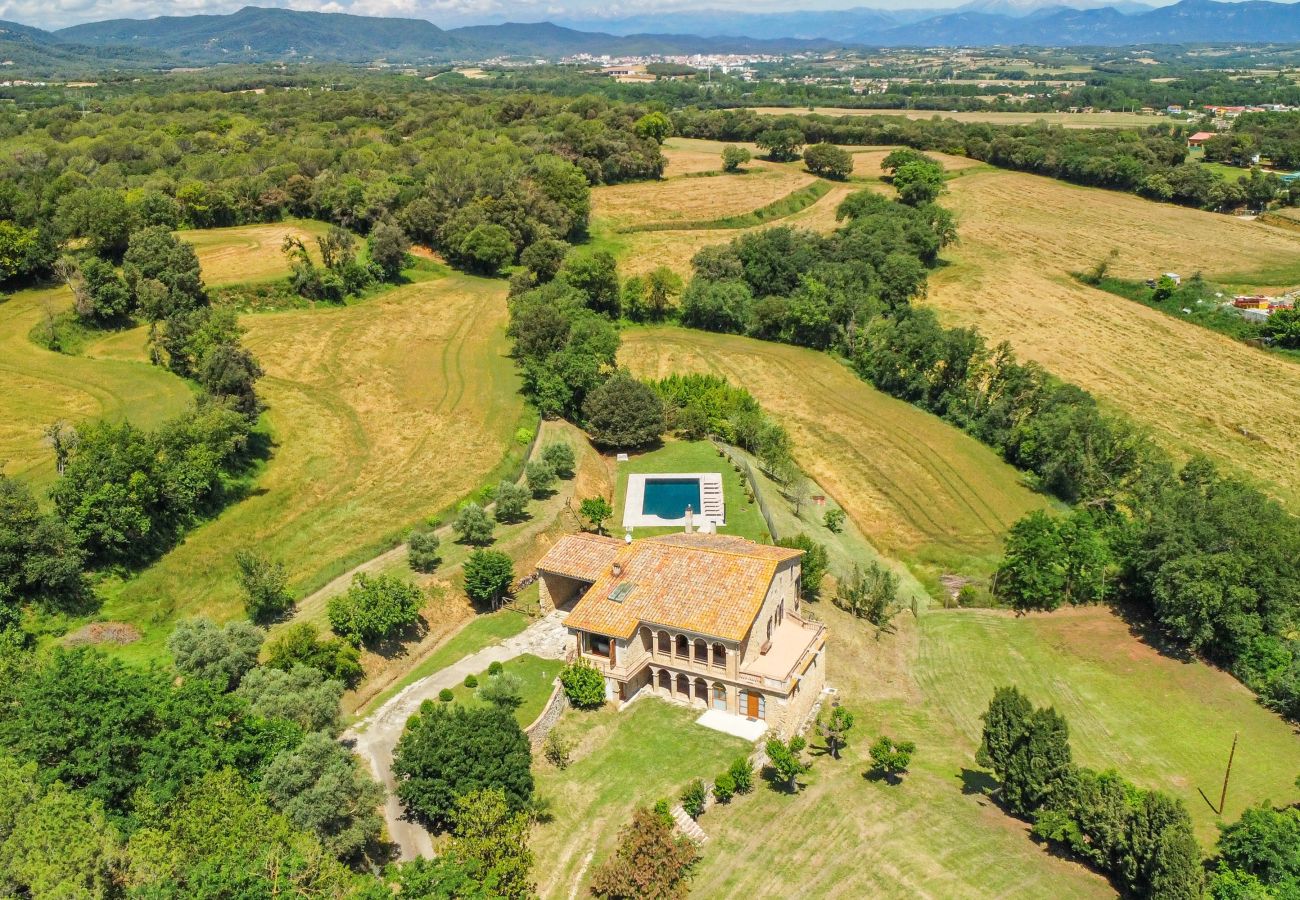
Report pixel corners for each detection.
[525,680,568,749]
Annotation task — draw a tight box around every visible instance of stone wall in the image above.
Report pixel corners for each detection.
[525,680,569,749]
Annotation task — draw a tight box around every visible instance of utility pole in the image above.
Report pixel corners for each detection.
[1217,732,1239,816]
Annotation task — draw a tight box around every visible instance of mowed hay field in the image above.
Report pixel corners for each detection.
[594,139,858,277]
[621,326,1048,581]
[86,224,525,658]
[685,603,1300,898]
[0,287,194,487]
[181,219,328,284]
[749,106,1158,128]
[928,168,1300,505]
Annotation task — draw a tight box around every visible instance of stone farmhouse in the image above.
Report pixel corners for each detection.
[536,531,827,737]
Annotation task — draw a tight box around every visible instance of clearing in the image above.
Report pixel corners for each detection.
[620,326,1048,586]
[181,219,328,285]
[925,167,1300,506]
[670,603,1300,898]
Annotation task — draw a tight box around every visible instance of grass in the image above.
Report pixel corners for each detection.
[620,326,1049,588]
[612,439,771,543]
[749,106,1159,128]
[619,181,833,233]
[179,219,330,285]
[593,161,814,228]
[925,166,1300,508]
[67,224,526,661]
[0,285,195,489]
[677,603,1300,898]
[531,700,749,899]
[438,653,562,728]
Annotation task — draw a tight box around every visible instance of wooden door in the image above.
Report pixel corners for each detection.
[746,691,760,718]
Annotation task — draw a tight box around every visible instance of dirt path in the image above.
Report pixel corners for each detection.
[345,611,570,860]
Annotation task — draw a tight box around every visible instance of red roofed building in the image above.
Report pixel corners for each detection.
[1187,131,1216,148]
[536,531,827,736]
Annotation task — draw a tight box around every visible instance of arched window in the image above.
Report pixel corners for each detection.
[711,643,727,667]
[657,631,670,654]
[675,634,689,657]
[693,638,708,664]
[693,677,708,704]
[658,669,671,691]
[676,673,690,696]
[711,682,727,711]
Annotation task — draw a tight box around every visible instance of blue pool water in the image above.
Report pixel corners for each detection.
[641,478,702,520]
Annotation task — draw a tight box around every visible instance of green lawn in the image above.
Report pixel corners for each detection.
[356,610,532,717]
[613,439,771,543]
[682,604,1300,898]
[441,653,562,727]
[532,700,750,899]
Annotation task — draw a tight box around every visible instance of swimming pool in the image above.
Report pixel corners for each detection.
[641,477,702,520]
[622,472,725,529]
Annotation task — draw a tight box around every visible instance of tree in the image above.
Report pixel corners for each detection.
[463,549,514,606]
[453,502,495,546]
[728,756,755,794]
[525,460,556,498]
[124,769,351,895]
[478,671,524,710]
[778,533,828,598]
[493,480,530,523]
[644,266,683,321]
[892,159,946,206]
[541,442,576,478]
[1214,804,1300,893]
[756,128,804,162]
[56,188,132,259]
[520,237,570,283]
[824,508,845,533]
[803,143,853,180]
[766,735,810,792]
[721,145,752,172]
[0,783,120,898]
[680,779,707,819]
[543,729,573,769]
[0,474,86,614]
[834,561,901,630]
[260,731,385,865]
[635,112,671,143]
[1262,307,1300,349]
[977,688,1073,817]
[559,660,606,708]
[589,805,700,900]
[123,226,206,314]
[1153,274,1177,302]
[561,250,620,316]
[167,618,264,691]
[816,701,855,759]
[712,772,736,804]
[994,510,1110,612]
[446,788,535,900]
[199,341,263,419]
[459,223,514,275]
[584,371,666,448]
[327,572,423,647]
[368,219,411,281]
[579,496,614,535]
[76,257,133,322]
[392,702,533,830]
[408,526,441,573]
[235,548,293,622]
[235,664,343,733]
[867,736,917,783]
[263,622,363,687]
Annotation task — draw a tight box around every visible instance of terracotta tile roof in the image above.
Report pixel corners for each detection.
[535,533,624,582]
[560,533,802,642]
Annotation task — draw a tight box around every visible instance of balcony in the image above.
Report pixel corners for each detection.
[738,612,825,692]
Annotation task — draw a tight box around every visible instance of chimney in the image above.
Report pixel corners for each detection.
[612,562,623,578]
[684,504,694,534]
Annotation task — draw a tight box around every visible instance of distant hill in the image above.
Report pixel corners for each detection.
[55,6,456,62]
[1,0,1299,73]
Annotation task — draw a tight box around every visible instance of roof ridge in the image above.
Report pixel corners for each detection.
[640,537,800,562]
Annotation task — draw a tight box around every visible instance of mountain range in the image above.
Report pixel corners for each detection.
[2,0,1300,73]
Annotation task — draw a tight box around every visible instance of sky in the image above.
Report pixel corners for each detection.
[0,0,1274,32]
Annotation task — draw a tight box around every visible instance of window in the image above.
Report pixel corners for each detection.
[657,631,670,654]
[675,634,689,657]
[711,643,726,667]
[694,638,708,663]
[766,618,773,643]
[588,633,611,658]
[712,683,727,711]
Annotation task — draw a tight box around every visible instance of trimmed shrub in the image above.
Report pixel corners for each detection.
[438,688,454,702]
[559,661,606,708]
[463,674,479,689]
[728,756,755,795]
[712,772,736,804]
[680,778,707,819]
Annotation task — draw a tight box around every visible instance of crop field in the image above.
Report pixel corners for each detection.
[0,286,195,488]
[850,147,986,177]
[90,259,524,659]
[926,168,1300,506]
[180,219,329,285]
[678,603,1300,898]
[748,106,1158,128]
[594,161,814,228]
[621,326,1048,584]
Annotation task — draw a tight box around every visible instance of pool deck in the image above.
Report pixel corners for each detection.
[623,472,725,529]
